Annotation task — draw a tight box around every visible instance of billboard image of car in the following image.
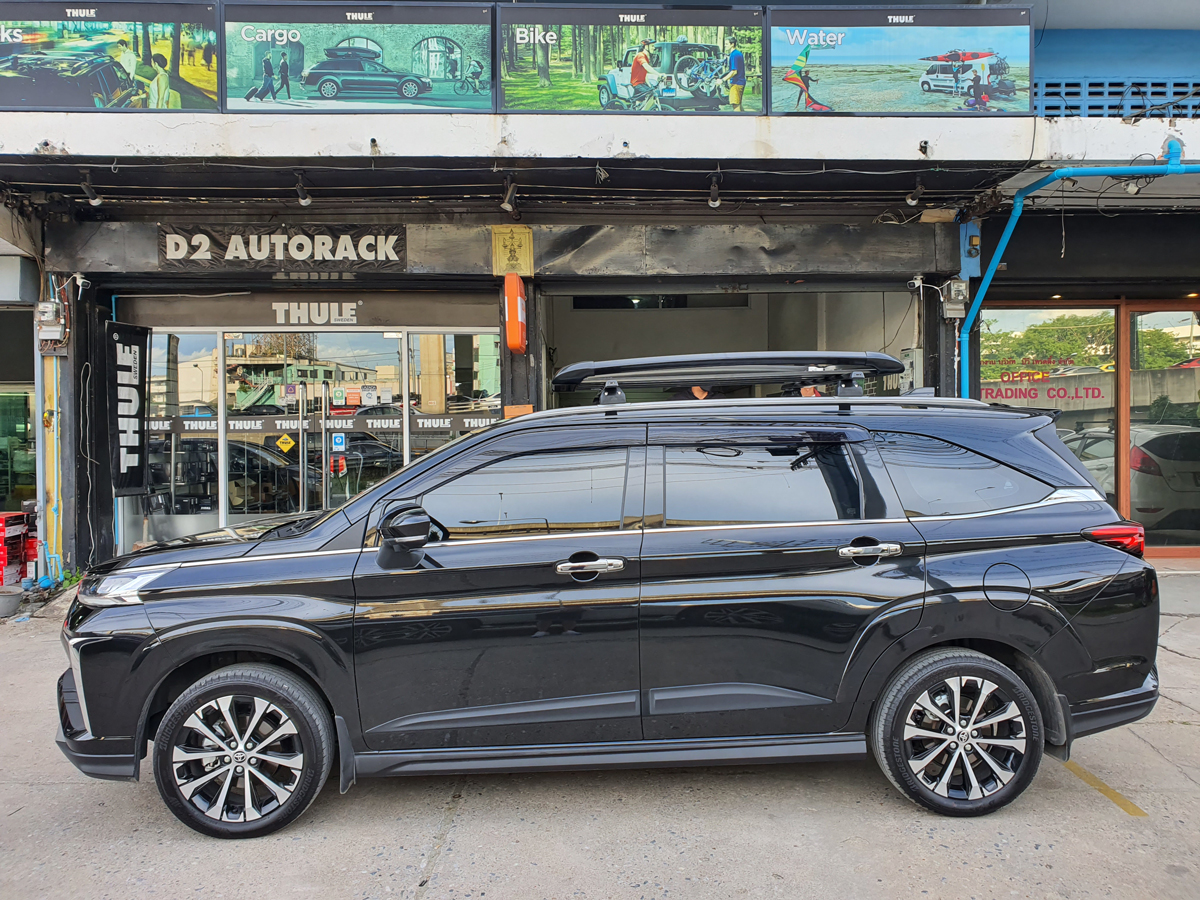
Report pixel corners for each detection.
[224,3,492,112]
[0,2,218,110]
[498,5,762,113]
[769,6,1032,115]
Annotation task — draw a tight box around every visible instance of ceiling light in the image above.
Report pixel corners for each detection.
[80,172,102,207]
[295,175,312,207]
[709,175,721,209]
[1051,294,1062,299]
[1188,293,1199,299]
[906,178,925,207]
[500,179,518,212]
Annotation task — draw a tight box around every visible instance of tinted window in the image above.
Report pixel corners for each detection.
[1080,437,1115,461]
[421,448,630,540]
[662,443,861,527]
[1143,432,1200,462]
[876,432,1053,517]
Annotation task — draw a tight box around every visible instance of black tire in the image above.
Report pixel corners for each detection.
[603,96,629,111]
[317,79,339,99]
[453,80,469,96]
[870,648,1043,817]
[399,80,421,100]
[920,81,932,92]
[152,664,333,839]
[673,55,699,87]
[598,85,613,108]
[658,103,677,113]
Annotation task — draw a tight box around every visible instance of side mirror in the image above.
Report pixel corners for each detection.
[377,506,431,569]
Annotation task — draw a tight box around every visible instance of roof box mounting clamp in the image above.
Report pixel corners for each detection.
[837,372,865,397]
[599,380,627,405]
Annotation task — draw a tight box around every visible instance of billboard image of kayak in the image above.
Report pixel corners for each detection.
[0,2,218,110]
[769,6,1032,115]
[223,3,492,112]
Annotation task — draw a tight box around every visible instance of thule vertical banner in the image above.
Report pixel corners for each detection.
[105,321,150,497]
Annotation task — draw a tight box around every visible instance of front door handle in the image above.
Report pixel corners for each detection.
[837,542,903,559]
[555,558,625,575]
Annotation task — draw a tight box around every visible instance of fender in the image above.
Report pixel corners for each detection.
[835,593,1088,733]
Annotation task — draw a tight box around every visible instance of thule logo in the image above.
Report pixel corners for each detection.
[618,15,646,23]
[345,12,374,21]
[66,8,97,17]
[888,15,914,24]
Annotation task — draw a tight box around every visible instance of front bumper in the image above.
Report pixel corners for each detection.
[55,669,138,781]
[1070,667,1159,740]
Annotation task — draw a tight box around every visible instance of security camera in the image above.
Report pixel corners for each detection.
[907,275,924,291]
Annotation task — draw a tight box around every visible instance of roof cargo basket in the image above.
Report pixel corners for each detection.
[551,351,906,402]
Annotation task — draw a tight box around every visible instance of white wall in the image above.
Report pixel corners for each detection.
[822,292,920,356]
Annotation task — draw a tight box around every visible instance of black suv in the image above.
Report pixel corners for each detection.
[1,51,139,109]
[57,352,1158,838]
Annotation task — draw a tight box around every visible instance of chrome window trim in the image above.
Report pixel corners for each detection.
[643,518,908,535]
[915,488,1106,522]
[421,528,644,549]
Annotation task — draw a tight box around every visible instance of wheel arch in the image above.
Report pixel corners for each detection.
[848,634,1069,751]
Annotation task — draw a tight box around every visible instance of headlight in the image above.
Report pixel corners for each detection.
[79,567,175,607]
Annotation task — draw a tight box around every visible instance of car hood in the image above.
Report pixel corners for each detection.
[91,512,320,573]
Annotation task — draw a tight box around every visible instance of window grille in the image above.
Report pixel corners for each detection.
[1034,78,1200,117]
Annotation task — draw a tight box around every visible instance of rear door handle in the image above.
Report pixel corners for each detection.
[555,558,625,575]
[838,542,902,559]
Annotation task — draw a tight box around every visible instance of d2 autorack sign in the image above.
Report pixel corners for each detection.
[158,224,406,271]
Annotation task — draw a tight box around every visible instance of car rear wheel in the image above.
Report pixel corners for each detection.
[317,79,339,99]
[152,664,333,839]
[399,80,420,99]
[870,648,1043,817]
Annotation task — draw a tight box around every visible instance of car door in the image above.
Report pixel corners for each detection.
[638,423,927,740]
[354,425,646,750]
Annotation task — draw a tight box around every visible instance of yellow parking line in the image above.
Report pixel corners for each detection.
[1062,760,1148,816]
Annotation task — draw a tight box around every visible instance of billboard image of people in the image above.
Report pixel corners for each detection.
[0,3,218,110]
[769,6,1032,115]
[224,4,492,112]
[498,5,762,113]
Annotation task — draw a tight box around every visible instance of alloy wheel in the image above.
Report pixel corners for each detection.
[901,675,1028,801]
[170,694,305,823]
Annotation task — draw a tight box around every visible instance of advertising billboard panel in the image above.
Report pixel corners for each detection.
[498,5,762,113]
[224,3,492,112]
[0,2,218,110]
[768,6,1032,115]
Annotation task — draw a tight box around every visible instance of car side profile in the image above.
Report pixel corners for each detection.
[1,51,139,108]
[301,47,432,101]
[57,352,1158,838]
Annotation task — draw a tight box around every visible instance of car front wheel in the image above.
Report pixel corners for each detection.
[598,85,613,108]
[870,648,1043,817]
[920,81,932,92]
[152,664,333,838]
[399,80,420,99]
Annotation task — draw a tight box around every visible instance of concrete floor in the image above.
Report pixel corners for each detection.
[1,578,1198,900]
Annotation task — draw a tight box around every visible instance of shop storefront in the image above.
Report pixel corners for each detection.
[979,299,1200,552]
[110,291,500,554]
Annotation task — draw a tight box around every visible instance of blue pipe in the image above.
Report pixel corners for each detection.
[958,139,1200,398]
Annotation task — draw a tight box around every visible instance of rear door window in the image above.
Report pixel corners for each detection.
[661,442,861,527]
[875,432,1053,517]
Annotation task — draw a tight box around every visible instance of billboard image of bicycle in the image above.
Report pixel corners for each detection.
[498,6,762,113]
[769,6,1032,115]
[0,2,218,110]
[223,4,492,112]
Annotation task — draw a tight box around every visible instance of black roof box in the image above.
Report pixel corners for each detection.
[551,351,905,392]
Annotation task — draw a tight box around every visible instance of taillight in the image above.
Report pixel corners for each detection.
[1082,522,1145,557]
[1130,445,1162,476]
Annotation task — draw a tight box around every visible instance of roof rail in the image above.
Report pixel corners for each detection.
[552,351,906,400]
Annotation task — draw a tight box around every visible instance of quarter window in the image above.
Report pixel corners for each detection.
[875,432,1053,517]
[662,443,861,527]
[421,448,630,540]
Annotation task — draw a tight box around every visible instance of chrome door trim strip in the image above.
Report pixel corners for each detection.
[180,548,364,567]
[916,488,1106,522]
[641,518,908,535]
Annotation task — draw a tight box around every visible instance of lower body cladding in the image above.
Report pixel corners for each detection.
[347,732,868,781]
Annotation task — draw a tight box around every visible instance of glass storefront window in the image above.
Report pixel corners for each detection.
[408,332,501,459]
[0,387,35,512]
[1129,311,1200,545]
[980,308,1118,504]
